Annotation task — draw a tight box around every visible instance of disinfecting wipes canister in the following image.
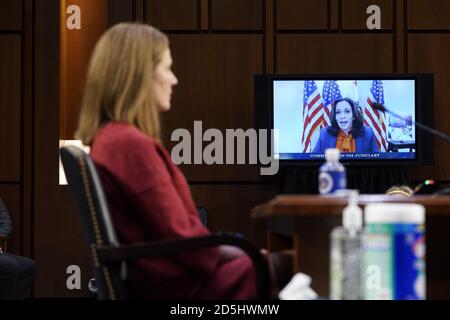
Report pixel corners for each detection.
[363,203,426,300]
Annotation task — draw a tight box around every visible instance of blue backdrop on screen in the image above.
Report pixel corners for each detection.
[273,79,416,160]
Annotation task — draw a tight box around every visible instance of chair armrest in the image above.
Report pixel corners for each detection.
[96,232,270,299]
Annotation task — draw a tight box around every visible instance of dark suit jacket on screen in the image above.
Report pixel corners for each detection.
[312,126,380,153]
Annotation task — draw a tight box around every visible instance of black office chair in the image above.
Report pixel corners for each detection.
[60,145,270,300]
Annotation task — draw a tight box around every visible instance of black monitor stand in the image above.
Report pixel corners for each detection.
[280,166,410,194]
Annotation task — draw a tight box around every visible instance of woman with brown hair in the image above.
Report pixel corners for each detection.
[313,98,379,154]
[76,23,288,299]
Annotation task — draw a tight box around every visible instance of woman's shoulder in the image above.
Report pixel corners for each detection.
[92,122,163,165]
[92,122,171,194]
[322,126,334,138]
[363,125,374,136]
[95,122,158,149]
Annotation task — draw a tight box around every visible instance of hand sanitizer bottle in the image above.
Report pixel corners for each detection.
[319,148,346,195]
[330,190,363,300]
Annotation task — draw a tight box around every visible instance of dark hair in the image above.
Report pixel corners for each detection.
[327,97,364,137]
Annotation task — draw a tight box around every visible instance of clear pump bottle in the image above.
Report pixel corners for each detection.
[330,190,363,300]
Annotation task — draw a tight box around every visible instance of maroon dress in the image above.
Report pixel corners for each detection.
[91,122,257,299]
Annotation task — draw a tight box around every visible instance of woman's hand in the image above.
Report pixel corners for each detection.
[260,248,269,261]
[218,246,271,264]
[218,245,246,263]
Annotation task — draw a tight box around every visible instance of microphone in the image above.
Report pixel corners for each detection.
[372,103,450,144]
[373,103,450,197]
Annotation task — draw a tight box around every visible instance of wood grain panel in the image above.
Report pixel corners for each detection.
[330,0,339,30]
[276,0,327,30]
[146,0,198,30]
[60,0,108,139]
[0,186,20,254]
[35,0,91,297]
[135,0,145,22]
[163,34,264,181]
[0,0,22,30]
[408,0,450,30]
[107,0,133,26]
[35,188,91,297]
[211,0,263,30]
[395,0,406,72]
[408,34,450,181]
[276,0,328,30]
[0,36,21,181]
[342,0,393,30]
[277,34,393,73]
[23,0,34,258]
[191,184,278,248]
[265,0,274,73]
[201,0,209,30]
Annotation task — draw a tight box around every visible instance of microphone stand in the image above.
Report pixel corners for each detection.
[374,103,450,144]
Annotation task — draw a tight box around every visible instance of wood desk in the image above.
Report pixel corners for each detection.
[252,195,450,299]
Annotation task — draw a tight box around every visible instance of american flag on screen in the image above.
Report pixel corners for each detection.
[364,80,388,151]
[300,81,324,152]
[322,80,342,127]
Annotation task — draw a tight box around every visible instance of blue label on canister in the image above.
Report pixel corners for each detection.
[393,224,426,300]
[319,171,346,194]
[363,223,426,300]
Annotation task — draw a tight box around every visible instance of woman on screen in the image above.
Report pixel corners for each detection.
[312,97,379,153]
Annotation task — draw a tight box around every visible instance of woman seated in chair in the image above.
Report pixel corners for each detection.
[75,23,290,299]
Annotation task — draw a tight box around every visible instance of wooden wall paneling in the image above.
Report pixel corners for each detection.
[60,3,67,139]
[276,0,327,30]
[135,0,145,22]
[191,184,278,248]
[35,189,91,297]
[0,0,22,31]
[265,0,274,73]
[146,0,198,30]
[341,0,393,30]
[408,0,450,30]
[60,0,108,139]
[211,0,263,30]
[23,0,34,257]
[330,0,339,30]
[276,34,393,73]
[163,34,264,182]
[35,0,91,297]
[0,186,20,254]
[0,36,21,181]
[408,34,450,181]
[107,0,134,26]
[395,0,406,73]
[200,0,209,30]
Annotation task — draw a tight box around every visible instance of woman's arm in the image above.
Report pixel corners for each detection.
[364,126,380,153]
[112,138,222,275]
[218,245,246,263]
[312,129,323,153]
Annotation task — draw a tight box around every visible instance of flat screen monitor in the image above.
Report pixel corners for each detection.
[254,74,434,165]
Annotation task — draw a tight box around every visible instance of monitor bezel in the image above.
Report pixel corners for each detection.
[254,73,433,167]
